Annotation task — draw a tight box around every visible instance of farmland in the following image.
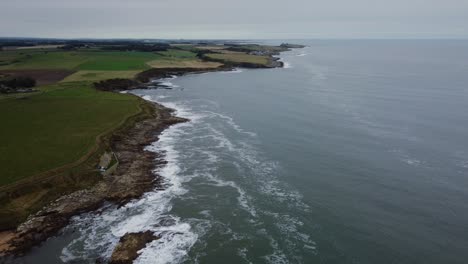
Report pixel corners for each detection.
[205,52,270,65]
[146,59,222,68]
[0,44,285,186]
[0,41,289,230]
[0,82,141,185]
[62,70,140,82]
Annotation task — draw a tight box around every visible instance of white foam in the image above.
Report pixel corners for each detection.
[142,95,152,101]
[143,98,205,123]
[238,248,252,264]
[150,76,180,89]
[296,53,307,57]
[203,111,257,137]
[389,149,427,168]
[459,160,468,169]
[60,100,199,263]
[264,238,289,264]
[274,214,315,248]
[199,210,211,217]
[219,68,243,74]
[159,81,180,88]
[404,159,422,166]
[135,222,197,264]
[282,62,293,69]
[274,56,292,69]
[201,171,257,218]
[60,90,315,262]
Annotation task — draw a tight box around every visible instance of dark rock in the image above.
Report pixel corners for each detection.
[109,231,159,264]
[136,67,228,83]
[94,78,139,91]
[280,43,306,49]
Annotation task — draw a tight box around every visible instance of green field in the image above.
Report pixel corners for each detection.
[230,44,286,53]
[157,49,198,59]
[0,50,89,70]
[77,51,160,71]
[62,70,140,82]
[146,59,222,68]
[0,82,141,185]
[0,49,200,72]
[0,50,160,71]
[205,53,270,65]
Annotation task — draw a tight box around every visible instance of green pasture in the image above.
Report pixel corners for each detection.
[0,82,141,185]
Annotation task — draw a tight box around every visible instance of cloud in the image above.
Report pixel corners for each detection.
[1,0,467,38]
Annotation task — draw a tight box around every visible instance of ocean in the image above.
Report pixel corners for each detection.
[17,40,468,264]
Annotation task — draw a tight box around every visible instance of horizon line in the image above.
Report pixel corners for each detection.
[1,36,468,41]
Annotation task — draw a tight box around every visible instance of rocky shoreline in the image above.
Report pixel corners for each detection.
[0,100,186,260]
[0,44,301,262]
[108,231,159,264]
[94,66,233,92]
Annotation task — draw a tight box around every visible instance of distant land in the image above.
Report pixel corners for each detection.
[0,38,304,261]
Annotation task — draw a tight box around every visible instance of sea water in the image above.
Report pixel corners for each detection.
[17,40,468,264]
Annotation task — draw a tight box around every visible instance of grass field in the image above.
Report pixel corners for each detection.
[195,45,226,50]
[146,59,222,68]
[157,49,198,59]
[229,44,287,53]
[0,50,89,70]
[77,51,160,71]
[0,82,141,185]
[0,50,161,71]
[205,53,270,65]
[0,49,205,71]
[147,49,222,68]
[62,70,140,82]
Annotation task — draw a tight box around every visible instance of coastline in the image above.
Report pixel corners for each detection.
[0,45,301,262]
[0,67,240,260]
[0,99,186,259]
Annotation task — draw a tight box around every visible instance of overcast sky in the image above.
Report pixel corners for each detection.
[1,0,467,39]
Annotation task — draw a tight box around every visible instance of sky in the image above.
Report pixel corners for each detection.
[1,0,467,39]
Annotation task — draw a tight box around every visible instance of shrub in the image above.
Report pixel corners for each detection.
[0,76,36,88]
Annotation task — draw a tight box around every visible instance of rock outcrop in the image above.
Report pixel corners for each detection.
[109,231,159,264]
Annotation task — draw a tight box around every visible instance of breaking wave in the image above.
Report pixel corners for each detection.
[59,68,313,263]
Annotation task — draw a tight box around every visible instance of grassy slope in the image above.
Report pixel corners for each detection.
[0,82,141,185]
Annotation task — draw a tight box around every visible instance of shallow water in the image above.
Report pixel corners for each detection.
[17,40,468,263]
